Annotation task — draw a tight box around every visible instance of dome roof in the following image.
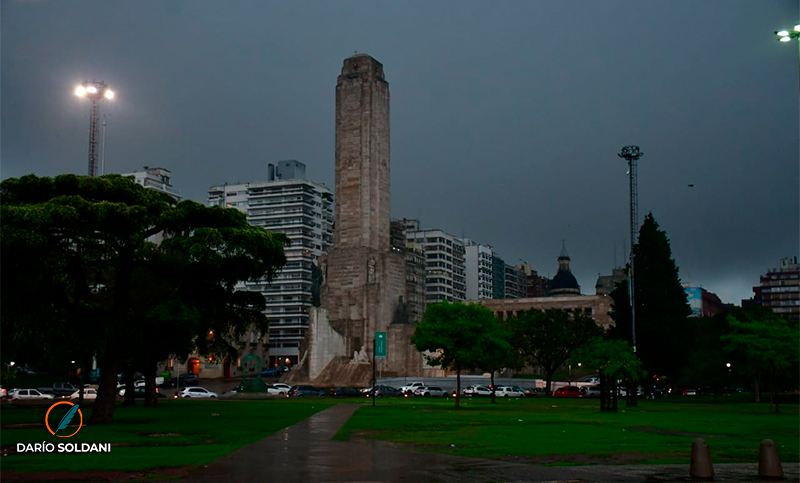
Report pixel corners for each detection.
[550,270,580,295]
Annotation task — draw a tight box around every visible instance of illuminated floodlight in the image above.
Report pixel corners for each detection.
[75,86,87,97]
[104,90,115,99]
[86,85,98,94]
[780,36,792,42]
[777,30,790,37]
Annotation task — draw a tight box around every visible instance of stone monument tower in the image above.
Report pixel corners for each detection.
[291,54,424,385]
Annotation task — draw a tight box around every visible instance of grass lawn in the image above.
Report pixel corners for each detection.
[333,397,800,465]
[1,398,337,473]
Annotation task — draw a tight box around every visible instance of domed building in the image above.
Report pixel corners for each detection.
[550,242,581,296]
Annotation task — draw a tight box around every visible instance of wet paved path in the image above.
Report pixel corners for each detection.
[178,404,799,483]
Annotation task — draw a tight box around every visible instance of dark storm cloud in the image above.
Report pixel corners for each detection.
[2,0,798,305]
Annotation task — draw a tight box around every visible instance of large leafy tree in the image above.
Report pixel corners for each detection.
[1,174,288,422]
[475,320,514,403]
[411,301,502,408]
[572,338,645,411]
[507,309,603,396]
[722,307,799,411]
[610,213,691,382]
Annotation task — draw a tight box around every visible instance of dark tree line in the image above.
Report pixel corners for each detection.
[1,174,288,423]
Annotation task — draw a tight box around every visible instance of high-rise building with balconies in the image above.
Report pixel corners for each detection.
[208,160,333,365]
[749,257,800,320]
[404,221,466,303]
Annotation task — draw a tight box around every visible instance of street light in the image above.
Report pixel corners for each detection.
[774,24,800,43]
[618,145,644,354]
[75,80,115,177]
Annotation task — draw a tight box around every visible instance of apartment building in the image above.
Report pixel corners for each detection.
[751,257,800,320]
[121,166,181,201]
[208,160,333,365]
[404,220,466,303]
[463,239,495,300]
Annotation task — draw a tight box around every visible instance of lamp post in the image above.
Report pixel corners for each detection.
[75,80,114,177]
[617,145,644,354]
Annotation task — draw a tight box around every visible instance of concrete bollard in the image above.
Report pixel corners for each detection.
[758,439,783,479]
[690,437,714,480]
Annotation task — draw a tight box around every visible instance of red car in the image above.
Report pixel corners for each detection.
[553,386,582,397]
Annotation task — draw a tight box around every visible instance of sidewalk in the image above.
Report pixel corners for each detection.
[175,404,799,483]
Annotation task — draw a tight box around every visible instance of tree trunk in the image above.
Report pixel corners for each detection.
[455,369,461,409]
[491,372,496,404]
[144,360,158,407]
[600,374,607,411]
[770,364,779,413]
[88,351,120,424]
[123,368,135,406]
[754,376,761,403]
[545,369,554,396]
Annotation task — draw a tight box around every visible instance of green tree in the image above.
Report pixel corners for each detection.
[411,301,501,408]
[610,213,691,382]
[572,338,645,411]
[722,308,799,411]
[507,309,603,396]
[475,319,514,403]
[0,174,288,423]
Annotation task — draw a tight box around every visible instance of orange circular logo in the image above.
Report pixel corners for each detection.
[45,401,83,438]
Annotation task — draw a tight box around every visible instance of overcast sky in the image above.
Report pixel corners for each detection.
[3,0,798,305]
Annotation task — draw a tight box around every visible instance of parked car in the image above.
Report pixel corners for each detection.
[330,387,362,397]
[260,368,281,378]
[164,374,199,387]
[652,387,671,397]
[617,386,645,397]
[10,389,55,400]
[682,388,697,396]
[366,386,403,397]
[37,382,77,398]
[554,386,582,398]
[177,387,218,398]
[580,376,600,384]
[398,382,425,395]
[271,383,292,393]
[413,386,449,397]
[462,385,492,397]
[290,386,326,397]
[0,386,7,399]
[265,384,289,396]
[525,387,546,397]
[69,388,98,400]
[495,386,524,398]
[133,377,165,387]
[508,385,527,396]
[119,387,166,398]
[580,385,602,397]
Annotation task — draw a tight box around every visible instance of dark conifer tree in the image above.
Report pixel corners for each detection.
[610,213,691,382]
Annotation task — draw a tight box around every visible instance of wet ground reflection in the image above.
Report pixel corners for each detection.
[178,404,799,483]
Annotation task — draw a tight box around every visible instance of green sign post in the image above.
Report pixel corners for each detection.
[375,332,387,358]
[372,331,387,407]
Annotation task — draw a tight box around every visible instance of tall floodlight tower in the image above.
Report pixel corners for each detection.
[75,80,114,177]
[618,145,643,353]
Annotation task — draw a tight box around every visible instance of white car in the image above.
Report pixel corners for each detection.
[580,385,602,397]
[272,383,292,393]
[265,385,289,396]
[398,382,425,394]
[69,388,98,400]
[178,386,218,398]
[413,386,449,397]
[11,389,55,400]
[462,385,492,397]
[495,386,524,398]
